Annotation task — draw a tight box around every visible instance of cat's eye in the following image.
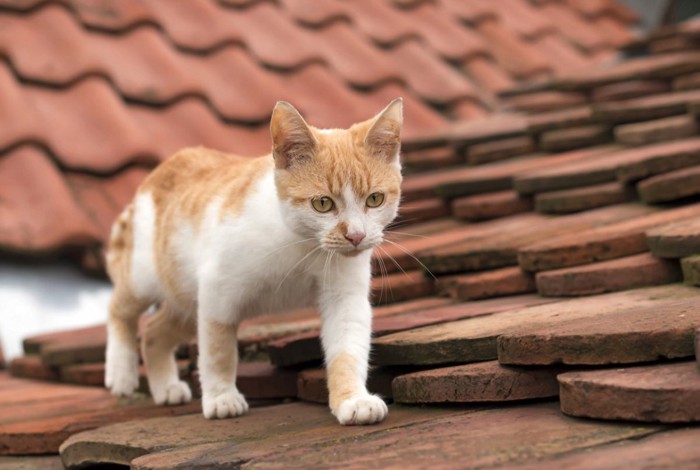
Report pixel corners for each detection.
[366,192,385,208]
[312,196,335,213]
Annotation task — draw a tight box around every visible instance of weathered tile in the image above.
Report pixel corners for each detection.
[535,182,634,214]
[374,284,700,366]
[591,80,670,102]
[466,135,535,164]
[526,106,594,133]
[559,362,700,422]
[437,267,535,300]
[616,137,700,181]
[392,361,561,404]
[500,91,586,113]
[646,216,700,258]
[615,114,699,146]
[9,356,60,382]
[540,125,612,152]
[61,402,462,468]
[371,270,435,305]
[395,197,449,224]
[451,191,533,221]
[680,254,700,286]
[421,204,654,275]
[519,202,700,272]
[554,52,700,90]
[0,456,64,470]
[498,291,700,365]
[638,164,700,203]
[23,325,106,356]
[535,253,681,297]
[475,19,550,79]
[0,373,199,455]
[594,89,700,121]
[512,427,700,470]
[238,403,659,469]
[513,145,623,194]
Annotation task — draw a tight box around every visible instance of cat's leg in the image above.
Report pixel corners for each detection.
[105,286,150,396]
[141,302,195,405]
[197,296,249,419]
[318,260,388,425]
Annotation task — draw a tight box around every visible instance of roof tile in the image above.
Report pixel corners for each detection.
[384,40,477,104]
[646,217,700,258]
[392,361,560,404]
[438,266,535,300]
[535,182,634,214]
[401,2,487,60]
[614,114,699,146]
[476,19,551,79]
[559,362,700,423]
[279,0,349,27]
[539,2,609,51]
[535,253,681,297]
[518,203,700,272]
[0,146,100,253]
[591,80,670,102]
[637,164,700,204]
[452,191,534,221]
[463,56,516,94]
[341,0,418,46]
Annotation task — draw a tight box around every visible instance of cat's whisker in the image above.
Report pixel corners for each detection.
[274,245,322,293]
[384,230,431,239]
[374,245,392,306]
[263,237,317,259]
[384,238,437,280]
[378,244,408,277]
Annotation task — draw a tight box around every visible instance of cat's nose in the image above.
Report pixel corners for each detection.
[344,232,366,247]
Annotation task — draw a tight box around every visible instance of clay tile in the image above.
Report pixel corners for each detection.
[475,19,552,79]
[142,0,244,51]
[451,99,491,121]
[539,2,609,51]
[593,15,637,48]
[129,98,271,159]
[566,0,639,23]
[342,0,418,46]
[385,40,478,104]
[278,0,349,26]
[219,0,270,8]
[0,0,44,10]
[180,46,287,123]
[0,4,99,84]
[398,2,487,60]
[0,62,41,150]
[0,146,101,253]
[439,0,498,24]
[496,0,556,39]
[225,2,322,69]
[27,78,156,172]
[316,22,401,87]
[67,0,156,31]
[531,34,596,75]
[463,56,516,94]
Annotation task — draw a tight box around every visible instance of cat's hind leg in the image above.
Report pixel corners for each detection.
[142,302,195,405]
[105,286,150,396]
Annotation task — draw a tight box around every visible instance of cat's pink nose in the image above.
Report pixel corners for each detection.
[345,232,366,247]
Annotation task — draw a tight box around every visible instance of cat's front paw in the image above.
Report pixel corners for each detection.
[334,394,388,425]
[152,380,193,406]
[202,390,249,419]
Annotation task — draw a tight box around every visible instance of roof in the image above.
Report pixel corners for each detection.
[3,0,700,468]
[0,0,638,262]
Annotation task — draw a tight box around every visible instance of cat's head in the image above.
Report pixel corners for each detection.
[271,99,403,256]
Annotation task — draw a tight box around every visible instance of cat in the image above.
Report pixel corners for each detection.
[104,98,403,425]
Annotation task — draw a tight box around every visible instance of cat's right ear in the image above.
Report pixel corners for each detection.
[270,101,317,170]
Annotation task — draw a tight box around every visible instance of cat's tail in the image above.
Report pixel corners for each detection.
[105,202,135,282]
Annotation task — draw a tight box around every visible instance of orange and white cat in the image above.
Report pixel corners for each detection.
[104,99,403,425]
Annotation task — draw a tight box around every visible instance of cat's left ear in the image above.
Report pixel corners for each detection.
[365,97,403,163]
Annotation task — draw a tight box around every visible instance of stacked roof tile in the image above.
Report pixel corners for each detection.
[4,1,700,468]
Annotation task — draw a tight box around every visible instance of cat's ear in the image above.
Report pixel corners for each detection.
[365,97,403,163]
[270,101,318,169]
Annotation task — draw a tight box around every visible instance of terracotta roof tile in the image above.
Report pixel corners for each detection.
[591,80,670,102]
[384,40,477,104]
[463,56,516,94]
[476,19,551,79]
[437,266,536,300]
[535,182,634,214]
[0,146,101,253]
[339,0,418,46]
[279,0,349,27]
[400,2,487,60]
[539,2,610,51]
[646,217,700,258]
